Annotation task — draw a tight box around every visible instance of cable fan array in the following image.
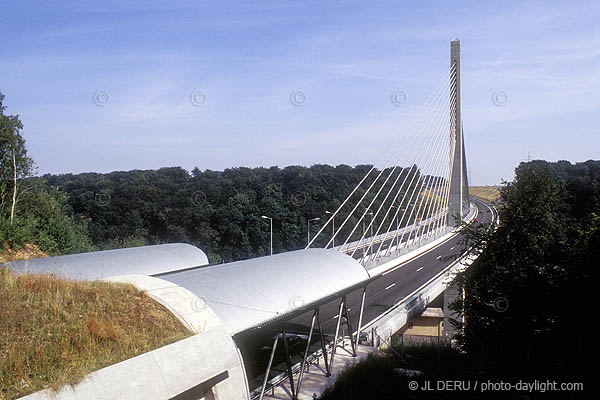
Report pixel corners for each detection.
[308,63,459,265]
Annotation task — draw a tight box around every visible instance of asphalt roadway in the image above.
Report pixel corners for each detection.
[239,198,496,391]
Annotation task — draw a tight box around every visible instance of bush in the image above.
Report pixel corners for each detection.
[0,184,94,256]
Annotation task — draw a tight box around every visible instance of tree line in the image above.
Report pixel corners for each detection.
[41,165,372,262]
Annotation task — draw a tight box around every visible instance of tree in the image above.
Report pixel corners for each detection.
[0,92,35,224]
[452,160,596,376]
[0,91,92,256]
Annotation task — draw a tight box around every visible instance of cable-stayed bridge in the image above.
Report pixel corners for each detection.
[8,40,496,400]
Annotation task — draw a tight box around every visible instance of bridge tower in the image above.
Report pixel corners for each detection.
[448,39,470,226]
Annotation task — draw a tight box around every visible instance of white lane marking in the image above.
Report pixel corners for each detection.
[436,255,442,260]
[416,267,423,272]
[450,246,455,250]
[385,283,396,290]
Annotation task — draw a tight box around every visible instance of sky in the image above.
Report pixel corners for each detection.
[0,1,598,185]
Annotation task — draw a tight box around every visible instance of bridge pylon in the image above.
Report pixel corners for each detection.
[448,39,470,226]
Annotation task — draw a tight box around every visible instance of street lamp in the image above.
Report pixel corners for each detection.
[390,205,400,251]
[307,217,320,247]
[261,215,273,255]
[325,211,335,247]
[367,211,374,256]
[362,211,373,259]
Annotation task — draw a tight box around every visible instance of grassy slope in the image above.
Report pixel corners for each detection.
[469,186,501,203]
[0,243,48,264]
[0,267,192,400]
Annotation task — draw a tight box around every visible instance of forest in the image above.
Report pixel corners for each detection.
[41,164,376,262]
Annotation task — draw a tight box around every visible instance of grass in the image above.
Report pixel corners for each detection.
[0,243,47,264]
[0,267,192,400]
[470,186,502,203]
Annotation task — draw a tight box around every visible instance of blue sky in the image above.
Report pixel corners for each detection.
[1,1,598,185]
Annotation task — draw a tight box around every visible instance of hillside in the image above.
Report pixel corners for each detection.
[0,243,48,264]
[469,185,501,203]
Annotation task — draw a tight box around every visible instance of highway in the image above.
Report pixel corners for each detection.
[238,198,497,391]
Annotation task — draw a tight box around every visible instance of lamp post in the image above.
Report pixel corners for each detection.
[261,215,273,255]
[325,211,335,247]
[362,211,373,259]
[367,211,374,257]
[391,205,400,252]
[307,217,320,247]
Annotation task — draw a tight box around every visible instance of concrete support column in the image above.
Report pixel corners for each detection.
[443,283,462,339]
[448,39,469,226]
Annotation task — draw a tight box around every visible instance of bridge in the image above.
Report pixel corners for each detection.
[7,39,497,400]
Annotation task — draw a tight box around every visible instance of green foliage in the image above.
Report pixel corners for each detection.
[321,343,474,400]
[43,164,426,262]
[0,183,94,255]
[453,160,597,375]
[39,163,437,262]
[0,92,35,220]
[320,353,400,399]
[0,92,94,257]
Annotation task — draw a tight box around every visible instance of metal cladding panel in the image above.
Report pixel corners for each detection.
[5,243,209,280]
[160,248,370,335]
